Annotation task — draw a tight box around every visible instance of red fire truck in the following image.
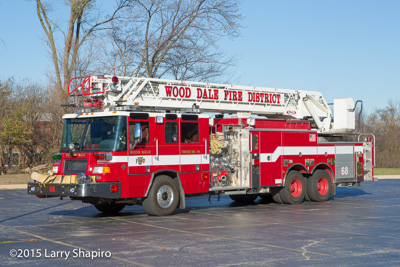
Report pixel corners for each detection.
[28,75,375,216]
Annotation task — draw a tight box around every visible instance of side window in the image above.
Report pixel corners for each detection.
[165,122,178,143]
[181,122,199,143]
[252,134,259,150]
[129,121,150,144]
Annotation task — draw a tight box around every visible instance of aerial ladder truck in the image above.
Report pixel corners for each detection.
[28,75,375,216]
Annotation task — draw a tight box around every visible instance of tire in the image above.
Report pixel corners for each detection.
[279,171,306,204]
[330,183,336,196]
[270,187,283,204]
[94,203,125,214]
[229,194,258,203]
[307,170,332,202]
[142,175,179,216]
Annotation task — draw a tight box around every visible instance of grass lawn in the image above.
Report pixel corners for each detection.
[373,168,400,175]
[0,174,31,184]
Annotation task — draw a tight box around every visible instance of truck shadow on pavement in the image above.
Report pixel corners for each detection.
[45,187,370,218]
[333,187,370,198]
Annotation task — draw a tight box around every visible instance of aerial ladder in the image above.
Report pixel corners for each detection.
[68,75,357,134]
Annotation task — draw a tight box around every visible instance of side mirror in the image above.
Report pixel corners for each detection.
[134,123,142,141]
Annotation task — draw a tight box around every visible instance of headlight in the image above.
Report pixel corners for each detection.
[93,166,110,174]
[52,166,59,173]
[93,166,104,174]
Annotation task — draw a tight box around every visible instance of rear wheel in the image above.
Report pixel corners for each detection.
[142,175,179,216]
[94,203,125,214]
[229,194,258,203]
[307,170,332,202]
[330,183,336,196]
[279,171,306,204]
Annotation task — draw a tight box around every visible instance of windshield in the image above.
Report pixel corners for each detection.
[61,116,127,152]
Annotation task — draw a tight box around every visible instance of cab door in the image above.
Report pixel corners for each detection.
[125,113,155,197]
[179,114,203,193]
[154,114,180,173]
[127,114,154,174]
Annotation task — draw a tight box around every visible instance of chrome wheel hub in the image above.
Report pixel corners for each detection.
[157,185,174,208]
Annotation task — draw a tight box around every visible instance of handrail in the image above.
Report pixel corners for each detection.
[358,133,376,167]
[68,75,106,97]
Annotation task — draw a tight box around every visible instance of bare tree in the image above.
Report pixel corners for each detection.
[36,0,131,100]
[0,79,12,174]
[361,101,400,168]
[95,0,241,81]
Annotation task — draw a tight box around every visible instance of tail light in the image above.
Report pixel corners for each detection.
[110,184,119,193]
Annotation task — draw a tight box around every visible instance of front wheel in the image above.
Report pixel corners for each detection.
[142,175,179,216]
[279,171,306,204]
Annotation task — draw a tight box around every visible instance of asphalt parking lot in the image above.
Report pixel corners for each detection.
[1,179,400,266]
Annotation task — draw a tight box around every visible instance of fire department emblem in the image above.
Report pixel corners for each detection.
[136,157,145,165]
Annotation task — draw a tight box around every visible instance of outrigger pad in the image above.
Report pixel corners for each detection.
[31,171,78,184]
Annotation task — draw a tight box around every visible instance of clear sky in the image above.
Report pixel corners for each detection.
[1,0,399,114]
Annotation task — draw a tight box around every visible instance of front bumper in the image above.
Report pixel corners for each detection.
[27,182,121,199]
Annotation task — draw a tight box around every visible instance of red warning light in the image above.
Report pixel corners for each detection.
[112,76,119,83]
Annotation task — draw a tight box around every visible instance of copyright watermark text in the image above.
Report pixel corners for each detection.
[9,248,112,260]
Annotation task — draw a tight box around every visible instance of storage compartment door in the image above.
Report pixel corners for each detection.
[335,145,355,181]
